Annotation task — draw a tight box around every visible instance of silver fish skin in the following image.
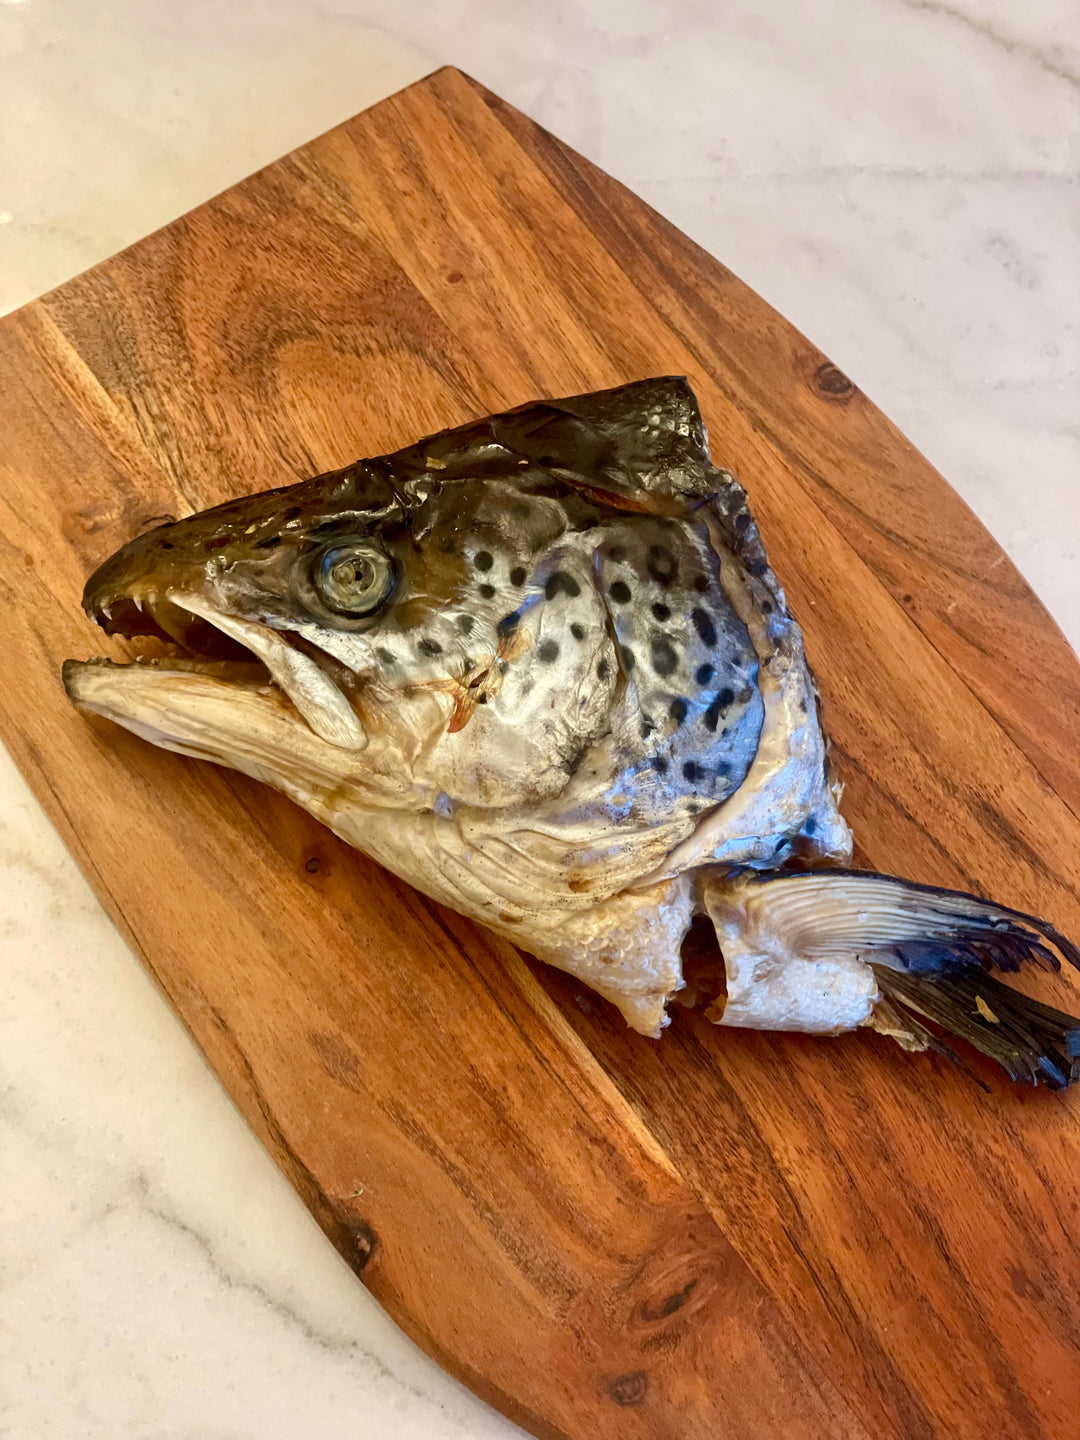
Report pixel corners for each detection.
[63,378,1080,1087]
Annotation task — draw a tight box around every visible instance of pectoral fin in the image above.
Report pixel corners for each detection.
[698,868,1080,1087]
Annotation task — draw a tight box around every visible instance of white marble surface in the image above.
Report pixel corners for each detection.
[1,1,1077,1435]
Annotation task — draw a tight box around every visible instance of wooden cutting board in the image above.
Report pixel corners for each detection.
[2,67,1079,1440]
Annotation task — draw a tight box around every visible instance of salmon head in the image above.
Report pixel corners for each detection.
[64,378,844,924]
[62,379,1080,1069]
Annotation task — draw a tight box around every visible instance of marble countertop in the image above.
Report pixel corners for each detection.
[2,2,1077,1435]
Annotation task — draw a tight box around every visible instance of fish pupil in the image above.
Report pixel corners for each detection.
[332,558,372,589]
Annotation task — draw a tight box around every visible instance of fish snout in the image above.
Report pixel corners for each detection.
[80,483,316,650]
[83,521,189,633]
[81,503,282,660]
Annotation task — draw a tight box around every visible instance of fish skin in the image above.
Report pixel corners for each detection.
[63,378,1080,1082]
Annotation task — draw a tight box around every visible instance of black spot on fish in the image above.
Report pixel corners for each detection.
[695,663,714,686]
[692,574,709,593]
[457,614,474,635]
[620,646,636,673]
[570,622,586,641]
[477,693,488,704]
[479,583,496,600]
[669,697,688,725]
[641,718,656,739]
[691,608,717,647]
[608,544,627,562]
[497,611,521,639]
[717,686,735,708]
[805,815,817,834]
[651,602,671,623]
[257,536,282,549]
[651,637,678,678]
[704,695,724,731]
[418,638,442,657]
[762,600,773,614]
[687,801,701,816]
[597,659,611,682]
[510,565,527,586]
[647,544,678,587]
[651,755,668,774]
[538,639,559,663]
[474,550,493,571]
[546,571,581,600]
[609,580,632,604]
[683,761,701,782]
[376,647,395,666]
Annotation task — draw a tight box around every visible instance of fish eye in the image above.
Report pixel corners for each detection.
[312,542,395,616]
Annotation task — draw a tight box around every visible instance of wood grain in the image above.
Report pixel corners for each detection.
[1,67,1079,1440]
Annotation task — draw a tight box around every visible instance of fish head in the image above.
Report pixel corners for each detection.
[65,379,793,916]
[66,382,724,819]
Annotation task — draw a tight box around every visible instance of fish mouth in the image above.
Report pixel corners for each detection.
[63,585,367,764]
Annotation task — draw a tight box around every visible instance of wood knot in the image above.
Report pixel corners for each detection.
[812,362,855,401]
[446,270,464,284]
[349,1219,378,1271]
[326,1195,378,1273]
[304,854,322,874]
[608,1371,648,1407]
[640,1278,698,1322]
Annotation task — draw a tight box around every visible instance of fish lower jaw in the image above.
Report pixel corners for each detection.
[68,589,368,753]
[66,653,272,682]
[60,654,368,811]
